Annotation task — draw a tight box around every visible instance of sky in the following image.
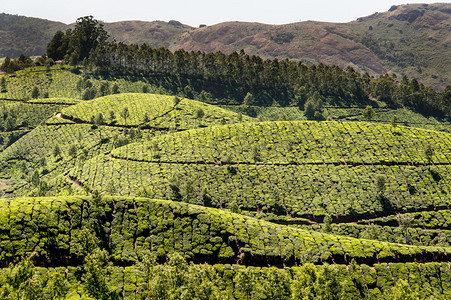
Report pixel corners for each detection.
[1,0,448,26]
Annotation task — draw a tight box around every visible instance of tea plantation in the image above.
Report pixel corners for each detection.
[0,68,450,299]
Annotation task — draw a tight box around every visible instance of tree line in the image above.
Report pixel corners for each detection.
[1,16,450,116]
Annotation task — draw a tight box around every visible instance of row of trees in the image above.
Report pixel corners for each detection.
[0,252,423,300]
[1,16,449,116]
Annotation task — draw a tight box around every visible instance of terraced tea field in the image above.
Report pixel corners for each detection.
[0,69,449,298]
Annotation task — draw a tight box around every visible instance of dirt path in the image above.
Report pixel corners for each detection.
[65,173,84,190]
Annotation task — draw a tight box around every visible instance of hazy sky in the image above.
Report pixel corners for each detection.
[2,0,447,26]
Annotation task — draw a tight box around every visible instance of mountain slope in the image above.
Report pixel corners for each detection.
[0,13,66,57]
[0,3,449,88]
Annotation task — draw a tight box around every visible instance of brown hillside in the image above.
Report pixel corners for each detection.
[177,21,388,75]
[0,3,449,88]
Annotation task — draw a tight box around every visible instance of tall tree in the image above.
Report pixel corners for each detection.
[46,30,71,61]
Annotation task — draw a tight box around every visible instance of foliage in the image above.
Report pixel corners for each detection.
[363,105,375,121]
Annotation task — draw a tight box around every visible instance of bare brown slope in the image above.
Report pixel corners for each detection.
[104,20,193,49]
[177,21,388,75]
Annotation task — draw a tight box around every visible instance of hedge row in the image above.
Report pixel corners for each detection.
[0,196,449,268]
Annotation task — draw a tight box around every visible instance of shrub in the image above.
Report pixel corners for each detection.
[31,86,39,99]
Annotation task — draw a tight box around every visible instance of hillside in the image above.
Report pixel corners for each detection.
[103,20,193,49]
[1,3,450,88]
[69,121,451,220]
[0,92,253,196]
[0,13,66,58]
[0,67,450,298]
[0,196,449,298]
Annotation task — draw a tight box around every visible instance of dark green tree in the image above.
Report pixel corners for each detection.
[304,92,323,120]
[173,96,181,106]
[376,175,386,197]
[71,16,109,62]
[243,92,256,106]
[0,77,6,92]
[120,107,129,124]
[46,30,72,60]
[184,85,194,98]
[111,83,120,94]
[53,144,62,158]
[363,105,375,121]
[99,81,110,96]
[82,249,116,300]
[424,144,433,164]
[82,87,97,100]
[322,214,333,233]
[31,86,40,99]
[391,114,398,129]
[68,144,78,157]
[0,56,13,73]
[195,108,205,119]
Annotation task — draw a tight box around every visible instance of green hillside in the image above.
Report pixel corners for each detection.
[0,93,253,197]
[0,61,449,298]
[71,121,450,218]
[1,196,449,266]
[61,93,252,128]
[0,195,449,299]
[0,13,66,57]
[223,105,451,133]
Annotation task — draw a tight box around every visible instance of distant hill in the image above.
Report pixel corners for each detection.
[0,13,66,57]
[0,3,449,88]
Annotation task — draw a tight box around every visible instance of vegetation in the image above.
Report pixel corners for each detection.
[0,8,450,296]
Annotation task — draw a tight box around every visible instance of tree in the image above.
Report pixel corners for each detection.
[46,30,71,61]
[95,113,105,125]
[304,92,323,120]
[109,110,116,124]
[44,271,69,299]
[82,249,115,300]
[376,175,386,196]
[70,228,99,257]
[195,108,205,119]
[384,279,419,300]
[111,83,120,94]
[391,114,398,129]
[291,263,344,299]
[363,105,375,121]
[184,85,193,98]
[82,87,97,100]
[243,92,256,106]
[71,16,109,62]
[234,268,257,299]
[31,86,40,99]
[424,144,433,164]
[0,77,6,92]
[322,214,333,233]
[0,56,13,73]
[173,96,181,106]
[120,107,129,124]
[99,81,110,96]
[68,144,78,157]
[53,145,62,158]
